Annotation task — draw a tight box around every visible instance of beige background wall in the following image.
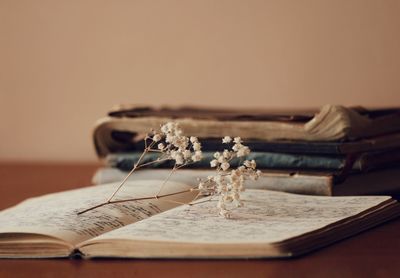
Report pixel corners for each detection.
[1,0,399,162]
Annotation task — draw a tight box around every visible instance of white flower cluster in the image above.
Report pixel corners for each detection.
[198,136,262,218]
[150,122,202,166]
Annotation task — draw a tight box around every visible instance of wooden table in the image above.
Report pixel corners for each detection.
[0,163,399,278]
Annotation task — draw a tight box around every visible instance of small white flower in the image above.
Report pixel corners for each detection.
[223,149,231,159]
[221,162,230,171]
[238,166,246,172]
[222,136,232,144]
[153,133,162,142]
[183,150,192,159]
[244,160,256,169]
[175,128,183,136]
[237,146,250,157]
[210,159,218,168]
[190,136,198,143]
[193,142,201,151]
[165,134,174,143]
[174,137,188,149]
[152,133,162,142]
[196,135,260,218]
[166,122,175,132]
[160,124,168,133]
[232,143,240,152]
[174,153,184,165]
[157,143,165,150]
[192,151,202,162]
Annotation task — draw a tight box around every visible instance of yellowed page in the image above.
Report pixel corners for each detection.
[88,190,392,244]
[0,180,197,245]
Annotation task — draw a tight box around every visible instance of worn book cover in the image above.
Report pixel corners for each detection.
[93,105,400,157]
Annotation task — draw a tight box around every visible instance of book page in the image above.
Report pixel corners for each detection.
[0,180,197,245]
[88,190,392,244]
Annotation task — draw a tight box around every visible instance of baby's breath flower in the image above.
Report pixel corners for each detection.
[152,133,162,142]
[165,122,175,132]
[192,151,203,162]
[244,160,256,169]
[233,137,242,144]
[193,142,201,151]
[221,162,230,171]
[165,134,174,143]
[222,149,230,159]
[174,153,184,165]
[160,124,168,134]
[183,150,192,159]
[236,146,250,157]
[197,136,260,218]
[95,121,204,215]
[222,136,232,144]
[210,159,218,168]
[153,123,203,166]
[158,143,165,150]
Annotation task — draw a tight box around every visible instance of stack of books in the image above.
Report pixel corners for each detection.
[92,104,400,196]
[2,104,400,259]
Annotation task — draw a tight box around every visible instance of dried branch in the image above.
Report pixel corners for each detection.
[77,188,200,215]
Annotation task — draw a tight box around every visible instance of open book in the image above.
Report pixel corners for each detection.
[0,180,399,259]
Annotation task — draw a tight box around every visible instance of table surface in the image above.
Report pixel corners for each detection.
[0,163,399,278]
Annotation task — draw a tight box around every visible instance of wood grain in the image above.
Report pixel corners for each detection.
[0,163,399,278]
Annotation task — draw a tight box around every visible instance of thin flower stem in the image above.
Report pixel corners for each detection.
[135,157,171,169]
[147,149,163,153]
[188,191,204,204]
[77,188,195,215]
[107,141,156,203]
[155,164,177,197]
[189,196,214,206]
[154,162,193,197]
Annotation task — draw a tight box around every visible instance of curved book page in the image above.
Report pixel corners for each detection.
[0,180,197,258]
[79,190,399,258]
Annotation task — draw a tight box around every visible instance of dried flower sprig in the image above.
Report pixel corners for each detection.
[77,126,261,219]
[197,136,261,218]
[77,122,202,215]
